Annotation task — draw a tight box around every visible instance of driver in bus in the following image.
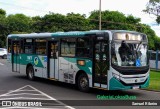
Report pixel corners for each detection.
[119,40,131,62]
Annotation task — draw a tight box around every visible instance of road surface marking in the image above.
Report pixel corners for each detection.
[11,90,36,92]
[1,107,62,109]
[0,85,31,97]
[0,97,52,100]
[27,85,75,109]
[0,85,75,109]
[0,93,43,96]
[0,62,4,65]
[27,85,55,100]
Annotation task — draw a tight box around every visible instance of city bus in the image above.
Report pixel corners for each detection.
[7,30,149,92]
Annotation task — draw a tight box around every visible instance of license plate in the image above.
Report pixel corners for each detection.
[133,86,139,89]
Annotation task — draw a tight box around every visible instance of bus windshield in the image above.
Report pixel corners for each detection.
[111,33,148,67]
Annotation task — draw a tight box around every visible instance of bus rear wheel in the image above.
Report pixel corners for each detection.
[27,66,35,80]
[77,73,89,92]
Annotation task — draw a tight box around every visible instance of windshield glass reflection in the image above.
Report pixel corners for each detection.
[111,41,148,67]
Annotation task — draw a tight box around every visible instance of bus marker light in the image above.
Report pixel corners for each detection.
[77,60,85,66]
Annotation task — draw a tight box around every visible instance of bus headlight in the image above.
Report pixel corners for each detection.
[112,73,120,80]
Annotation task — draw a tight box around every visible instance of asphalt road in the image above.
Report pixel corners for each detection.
[0,59,160,109]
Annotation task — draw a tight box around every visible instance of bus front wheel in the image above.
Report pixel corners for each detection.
[27,66,35,80]
[77,73,89,92]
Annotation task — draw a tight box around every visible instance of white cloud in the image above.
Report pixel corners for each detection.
[0,0,160,36]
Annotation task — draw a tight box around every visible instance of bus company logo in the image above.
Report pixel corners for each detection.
[34,57,39,65]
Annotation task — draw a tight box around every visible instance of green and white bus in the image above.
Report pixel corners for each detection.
[7,30,149,91]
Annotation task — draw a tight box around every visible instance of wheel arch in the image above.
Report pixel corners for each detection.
[26,63,33,75]
[75,70,88,85]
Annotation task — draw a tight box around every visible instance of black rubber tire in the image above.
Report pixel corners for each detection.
[77,73,90,92]
[27,66,35,80]
[2,55,7,59]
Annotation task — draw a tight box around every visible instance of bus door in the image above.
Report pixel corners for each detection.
[12,40,20,72]
[47,41,58,79]
[93,35,109,88]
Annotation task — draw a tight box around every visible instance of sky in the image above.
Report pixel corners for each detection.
[0,0,159,36]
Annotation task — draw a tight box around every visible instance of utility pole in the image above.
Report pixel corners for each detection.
[99,0,102,30]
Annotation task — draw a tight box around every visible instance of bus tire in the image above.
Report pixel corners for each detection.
[27,66,35,80]
[77,73,89,92]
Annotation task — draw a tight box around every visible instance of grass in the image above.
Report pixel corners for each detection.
[147,70,160,91]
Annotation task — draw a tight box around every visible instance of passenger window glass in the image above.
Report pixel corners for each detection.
[8,39,12,53]
[24,39,33,54]
[51,43,58,58]
[35,39,46,55]
[61,38,76,56]
[77,37,90,57]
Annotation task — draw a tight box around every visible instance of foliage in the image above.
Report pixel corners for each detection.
[144,0,160,24]
[0,8,159,50]
[6,14,32,33]
[0,10,7,47]
[31,12,92,32]
[89,10,140,30]
[0,8,6,16]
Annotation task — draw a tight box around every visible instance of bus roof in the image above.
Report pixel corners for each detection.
[8,30,145,38]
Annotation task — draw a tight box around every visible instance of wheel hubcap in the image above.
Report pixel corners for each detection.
[80,77,88,89]
[29,69,33,78]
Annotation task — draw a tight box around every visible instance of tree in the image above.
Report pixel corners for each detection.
[0,9,7,47]
[31,16,43,32]
[138,24,157,50]
[65,13,92,31]
[88,10,139,30]
[6,14,32,33]
[0,8,159,49]
[126,15,141,24]
[89,10,158,50]
[41,13,66,32]
[33,12,92,32]
[0,8,6,16]
[144,0,160,24]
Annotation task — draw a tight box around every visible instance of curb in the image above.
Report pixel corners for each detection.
[140,88,160,92]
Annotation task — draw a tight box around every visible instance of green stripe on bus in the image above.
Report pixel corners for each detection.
[63,57,92,74]
[13,54,44,68]
[109,78,131,90]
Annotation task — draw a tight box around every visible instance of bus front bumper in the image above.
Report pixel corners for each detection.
[109,77,149,90]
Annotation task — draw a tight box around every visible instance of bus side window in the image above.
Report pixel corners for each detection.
[8,39,12,53]
[13,41,20,54]
[61,38,76,57]
[20,39,24,53]
[76,37,90,57]
[51,43,58,58]
[151,53,156,60]
[35,39,46,55]
[24,39,33,54]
